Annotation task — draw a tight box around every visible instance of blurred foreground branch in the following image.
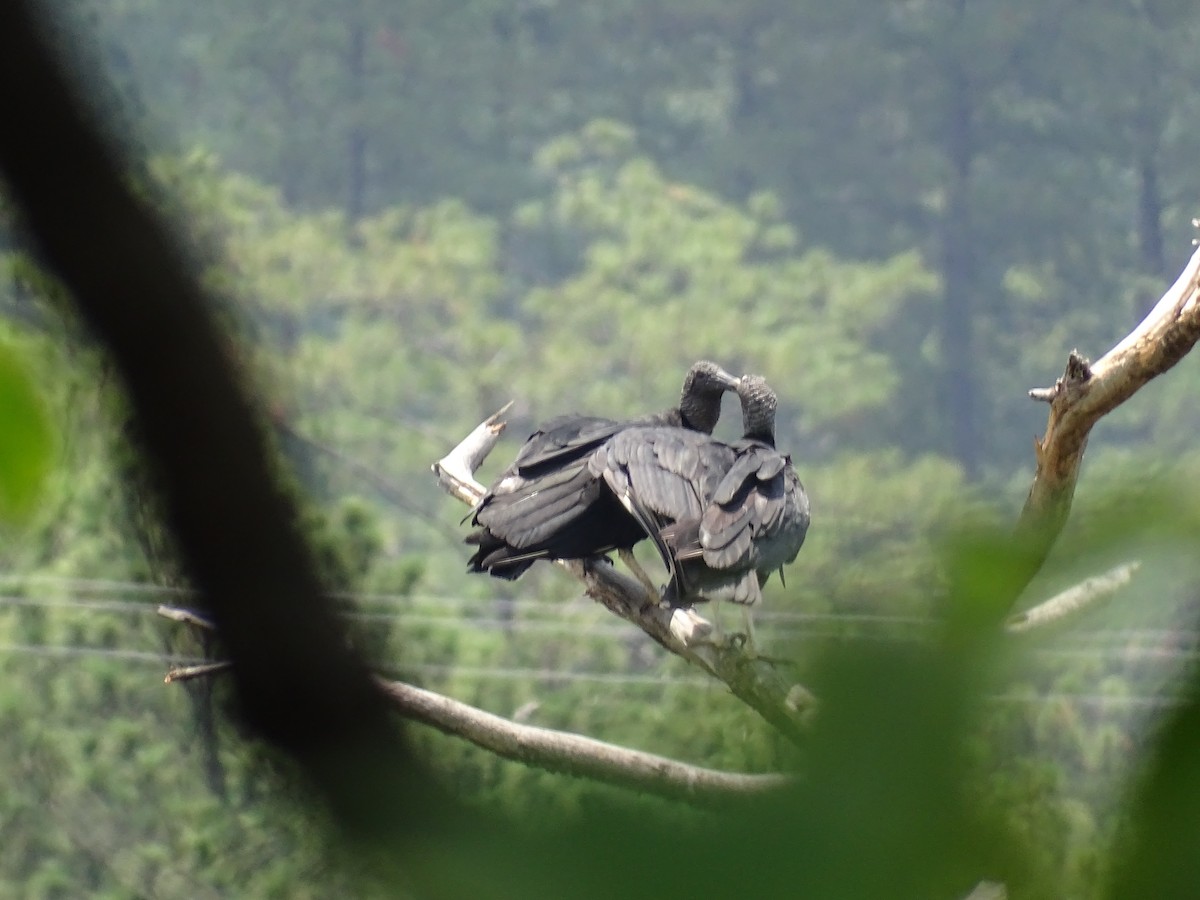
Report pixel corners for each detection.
[0,0,413,827]
[433,410,815,746]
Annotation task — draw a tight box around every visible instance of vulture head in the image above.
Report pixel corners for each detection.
[737,374,778,446]
[677,360,740,433]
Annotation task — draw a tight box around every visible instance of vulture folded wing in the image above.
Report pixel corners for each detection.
[597,428,732,523]
[780,470,812,564]
[512,415,623,474]
[711,450,765,505]
[753,452,787,482]
[475,464,603,549]
[596,428,739,587]
[700,502,755,569]
[466,360,740,580]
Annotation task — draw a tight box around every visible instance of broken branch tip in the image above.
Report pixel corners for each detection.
[485,400,515,428]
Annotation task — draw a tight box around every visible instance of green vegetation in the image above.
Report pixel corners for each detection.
[3,2,1200,895]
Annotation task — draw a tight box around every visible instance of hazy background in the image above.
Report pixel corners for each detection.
[2,1,1200,895]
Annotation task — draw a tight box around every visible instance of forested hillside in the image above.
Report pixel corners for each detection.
[2,1,1200,896]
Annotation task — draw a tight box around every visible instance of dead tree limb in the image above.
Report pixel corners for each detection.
[1019,243,1200,578]
[165,661,234,683]
[1006,561,1141,634]
[433,412,815,746]
[156,604,216,631]
[156,640,792,804]
[375,678,792,807]
[157,606,794,802]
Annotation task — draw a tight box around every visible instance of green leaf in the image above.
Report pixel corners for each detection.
[0,342,53,522]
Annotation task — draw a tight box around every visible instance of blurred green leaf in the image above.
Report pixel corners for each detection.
[0,341,53,522]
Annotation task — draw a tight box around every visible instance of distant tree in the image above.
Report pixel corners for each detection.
[7,2,1200,896]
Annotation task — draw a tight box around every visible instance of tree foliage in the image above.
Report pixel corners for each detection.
[3,1,1200,896]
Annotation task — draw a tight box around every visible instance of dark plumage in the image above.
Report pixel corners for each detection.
[595,374,810,609]
[466,361,740,578]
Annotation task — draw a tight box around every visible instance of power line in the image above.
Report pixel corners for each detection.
[0,639,1190,709]
[0,594,167,616]
[3,591,1200,656]
[0,587,936,633]
[5,575,1192,640]
[0,641,205,665]
[0,575,191,596]
[11,581,1178,644]
[0,571,1155,623]
[1032,646,1200,662]
[991,692,1186,710]
[390,663,713,687]
[0,574,941,624]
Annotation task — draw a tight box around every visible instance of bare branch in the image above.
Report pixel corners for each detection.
[1019,245,1200,574]
[1006,561,1141,634]
[165,661,234,683]
[157,604,216,631]
[431,403,512,506]
[159,656,792,805]
[433,408,814,746]
[375,678,792,807]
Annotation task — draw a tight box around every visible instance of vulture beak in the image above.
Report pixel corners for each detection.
[717,369,741,391]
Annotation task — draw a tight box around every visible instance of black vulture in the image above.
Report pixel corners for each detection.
[594,374,810,633]
[465,361,740,581]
